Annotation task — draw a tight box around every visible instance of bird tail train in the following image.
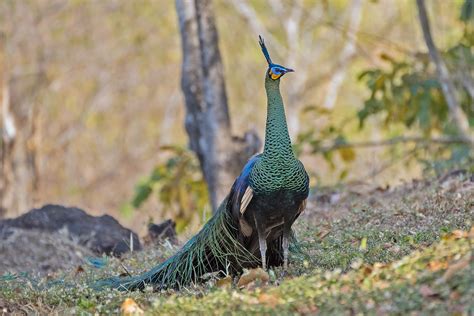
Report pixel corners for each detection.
[92,197,257,291]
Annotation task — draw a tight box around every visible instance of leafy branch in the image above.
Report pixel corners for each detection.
[315,136,470,153]
[416,0,474,145]
[127,146,210,232]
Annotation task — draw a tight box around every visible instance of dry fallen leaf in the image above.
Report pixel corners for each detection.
[374,281,390,290]
[74,265,85,277]
[443,228,470,241]
[350,258,363,270]
[439,254,471,283]
[339,285,351,294]
[449,291,461,301]
[372,262,387,270]
[362,265,374,277]
[427,260,448,272]
[419,285,437,298]
[451,230,468,239]
[237,268,269,288]
[120,298,144,316]
[258,293,281,308]
[316,229,331,240]
[216,276,232,289]
[231,291,259,304]
[296,303,319,314]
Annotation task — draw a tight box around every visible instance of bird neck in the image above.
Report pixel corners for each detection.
[262,75,294,160]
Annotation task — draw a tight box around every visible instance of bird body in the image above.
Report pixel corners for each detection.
[95,36,309,291]
[230,62,309,269]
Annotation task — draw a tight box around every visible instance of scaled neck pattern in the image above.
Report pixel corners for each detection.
[262,75,294,162]
[249,73,308,195]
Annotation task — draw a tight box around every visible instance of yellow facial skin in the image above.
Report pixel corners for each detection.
[269,69,282,80]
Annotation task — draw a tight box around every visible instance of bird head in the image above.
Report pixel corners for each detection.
[259,35,294,80]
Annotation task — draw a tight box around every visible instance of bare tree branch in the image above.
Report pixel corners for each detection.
[322,0,363,109]
[416,0,474,145]
[284,0,303,55]
[267,0,284,17]
[314,136,470,153]
[302,3,325,34]
[456,71,474,103]
[366,147,418,180]
[226,0,286,56]
[282,0,307,137]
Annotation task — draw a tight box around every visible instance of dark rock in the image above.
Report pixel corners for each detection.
[0,204,141,256]
[145,219,177,245]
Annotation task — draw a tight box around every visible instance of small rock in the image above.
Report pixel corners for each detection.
[145,219,177,245]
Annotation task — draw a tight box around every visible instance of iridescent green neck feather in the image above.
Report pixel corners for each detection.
[262,75,294,160]
[249,74,307,195]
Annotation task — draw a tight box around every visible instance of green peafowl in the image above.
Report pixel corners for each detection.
[94,36,309,291]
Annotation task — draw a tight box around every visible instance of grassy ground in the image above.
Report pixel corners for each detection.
[0,172,473,315]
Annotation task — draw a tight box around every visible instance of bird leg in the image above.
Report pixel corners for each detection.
[282,223,292,270]
[258,233,267,270]
[254,214,267,270]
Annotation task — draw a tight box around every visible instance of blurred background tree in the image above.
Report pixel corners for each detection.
[175,0,260,213]
[0,2,49,217]
[0,0,472,235]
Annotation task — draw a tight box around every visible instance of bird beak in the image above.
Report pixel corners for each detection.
[284,68,295,73]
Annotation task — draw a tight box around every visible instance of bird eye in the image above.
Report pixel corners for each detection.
[271,67,281,75]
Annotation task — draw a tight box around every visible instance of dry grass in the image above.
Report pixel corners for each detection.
[0,172,472,314]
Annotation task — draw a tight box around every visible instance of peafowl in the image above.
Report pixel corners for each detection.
[94,36,309,291]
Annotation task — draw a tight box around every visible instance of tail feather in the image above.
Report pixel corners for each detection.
[93,197,258,291]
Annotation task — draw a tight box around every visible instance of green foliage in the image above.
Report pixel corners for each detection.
[418,144,474,175]
[460,0,474,22]
[357,56,450,134]
[357,1,473,137]
[294,2,474,182]
[130,146,210,232]
[356,37,474,173]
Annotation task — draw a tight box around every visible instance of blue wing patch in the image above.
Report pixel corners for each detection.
[229,154,261,218]
[235,154,260,194]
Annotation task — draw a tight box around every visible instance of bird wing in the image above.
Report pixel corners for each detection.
[227,154,261,236]
[240,187,253,215]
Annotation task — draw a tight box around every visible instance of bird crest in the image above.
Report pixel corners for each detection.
[258,35,273,65]
[258,35,294,80]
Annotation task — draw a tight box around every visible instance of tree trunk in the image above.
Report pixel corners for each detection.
[0,25,44,217]
[176,0,260,212]
[416,0,474,145]
[0,32,13,217]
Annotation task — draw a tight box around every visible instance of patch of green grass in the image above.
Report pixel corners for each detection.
[152,231,474,315]
[0,176,472,314]
[291,177,473,274]
[149,231,473,315]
